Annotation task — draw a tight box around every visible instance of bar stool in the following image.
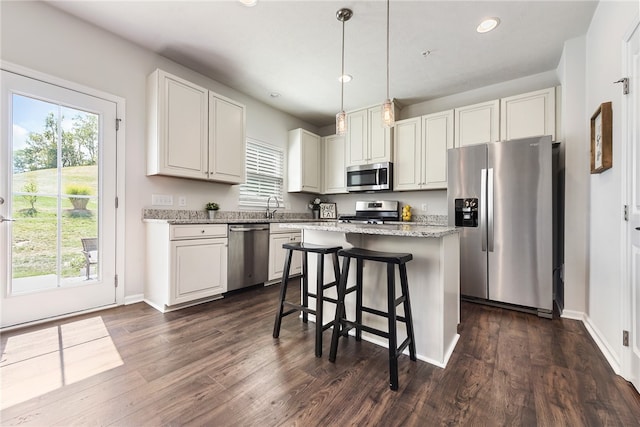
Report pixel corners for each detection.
[272,242,342,357]
[329,247,417,390]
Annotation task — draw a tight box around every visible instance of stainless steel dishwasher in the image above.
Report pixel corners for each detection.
[227,224,270,291]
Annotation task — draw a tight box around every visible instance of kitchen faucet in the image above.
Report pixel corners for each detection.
[266,196,280,219]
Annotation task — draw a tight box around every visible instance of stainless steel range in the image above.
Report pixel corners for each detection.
[338,200,400,224]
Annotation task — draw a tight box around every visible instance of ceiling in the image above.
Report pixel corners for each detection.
[45,0,598,128]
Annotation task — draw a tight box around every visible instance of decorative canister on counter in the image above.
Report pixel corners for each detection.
[402,205,412,221]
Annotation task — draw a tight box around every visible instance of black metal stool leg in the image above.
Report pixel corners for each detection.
[387,263,399,391]
[273,249,293,338]
[355,258,363,341]
[329,256,350,363]
[301,252,309,323]
[315,253,325,357]
[399,263,417,361]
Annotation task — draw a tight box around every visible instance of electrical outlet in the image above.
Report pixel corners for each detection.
[178,196,186,207]
[421,203,428,212]
[151,194,173,206]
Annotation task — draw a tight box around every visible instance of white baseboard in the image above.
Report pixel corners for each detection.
[560,309,584,321]
[581,314,621,375]
[124,294,144,305]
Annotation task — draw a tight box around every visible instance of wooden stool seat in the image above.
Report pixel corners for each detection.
[272,242,342,357]
[329,247,417,390]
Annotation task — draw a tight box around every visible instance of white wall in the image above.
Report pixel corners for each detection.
[584,0,639,371]
[556,35,589,316]
[0,1,318,299]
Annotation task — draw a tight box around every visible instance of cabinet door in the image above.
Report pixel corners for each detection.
[171,239,227,305]
[500,87,555,141]
[454,100,499,147]
[423,110,454,189]
[346,108,368,166]
[288,129,321,193]
[153,70,208,179]
[209,95,246,184]
[301,131,321,192]
[323,134,347,194]
[393,118,422,191]
[368,105,392,163]
[269,233,302,281]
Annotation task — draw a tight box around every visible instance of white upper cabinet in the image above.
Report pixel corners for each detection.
[288,128,321,193]
[322,134,347,194]
[422,110,454,189]
[393,117,422,191]
[208,94,246,184]
[346,104,394,167]
[393,110,453,191]
[500,87,556,141]
[454,99,500,147]
[147,69,208,179]
[147,69,246,183]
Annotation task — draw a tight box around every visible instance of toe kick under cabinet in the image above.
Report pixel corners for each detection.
[145,222,228,312]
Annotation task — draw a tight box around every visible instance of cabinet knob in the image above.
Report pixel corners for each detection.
[201,230,205,233]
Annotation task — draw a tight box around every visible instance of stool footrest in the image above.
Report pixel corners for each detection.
[396,337,411,358]
[283,301,315,316]
[280,308,299,318]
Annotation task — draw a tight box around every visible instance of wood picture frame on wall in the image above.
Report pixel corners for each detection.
[590,101,612,174]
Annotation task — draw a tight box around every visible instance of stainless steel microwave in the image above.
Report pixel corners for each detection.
[346,162,393,192]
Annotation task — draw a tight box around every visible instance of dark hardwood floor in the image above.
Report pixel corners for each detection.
[2,283,639,426]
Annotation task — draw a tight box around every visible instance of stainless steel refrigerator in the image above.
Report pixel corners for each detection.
[447,136,563,318]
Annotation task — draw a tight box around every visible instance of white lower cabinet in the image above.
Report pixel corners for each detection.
[268,224,302,282]
[146,223,228,311]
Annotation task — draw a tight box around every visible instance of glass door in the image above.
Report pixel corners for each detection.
[1,70,117,328]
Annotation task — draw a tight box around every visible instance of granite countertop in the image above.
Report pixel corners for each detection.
[277,221,458,238]
[142,209,449,229]
[143,217,320,225]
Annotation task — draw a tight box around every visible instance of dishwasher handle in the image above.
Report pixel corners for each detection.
[229,225,269,232]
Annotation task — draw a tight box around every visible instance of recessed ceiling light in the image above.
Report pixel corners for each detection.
[238,0,258,7]
[270,92,280,98]
[338,74,352,83]
[477,17,500,33]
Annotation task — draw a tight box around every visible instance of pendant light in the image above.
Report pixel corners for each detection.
[382,0,394,128]
[336,8,352,136]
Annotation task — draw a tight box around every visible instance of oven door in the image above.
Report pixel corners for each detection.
[346,162,392,192]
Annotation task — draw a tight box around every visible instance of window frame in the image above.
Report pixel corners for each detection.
[239,138,284,208]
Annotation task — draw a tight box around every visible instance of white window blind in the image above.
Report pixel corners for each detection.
[239,138,284,207]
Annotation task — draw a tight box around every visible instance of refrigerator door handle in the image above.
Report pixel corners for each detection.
[481,168,487,252]
[487,168,494,252]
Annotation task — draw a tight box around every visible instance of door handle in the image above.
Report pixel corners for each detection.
[636,227,640,231]
[487,168,494,252]
[480,168,487,252]
[0,215,15,223]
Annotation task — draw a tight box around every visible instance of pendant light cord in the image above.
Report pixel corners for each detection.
[386,0,390,100]
[341,17,345,111]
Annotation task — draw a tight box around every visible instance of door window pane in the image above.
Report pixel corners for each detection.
[10,94,100,294]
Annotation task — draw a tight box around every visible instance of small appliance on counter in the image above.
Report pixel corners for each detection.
[338,200,399,224]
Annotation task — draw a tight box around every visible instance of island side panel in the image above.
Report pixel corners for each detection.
[302,229,460,367]
[442,232,461,364]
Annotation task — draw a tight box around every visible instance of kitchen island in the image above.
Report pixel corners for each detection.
[277,222,460,368]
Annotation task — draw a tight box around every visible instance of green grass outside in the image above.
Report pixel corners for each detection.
[11,166,98,278]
